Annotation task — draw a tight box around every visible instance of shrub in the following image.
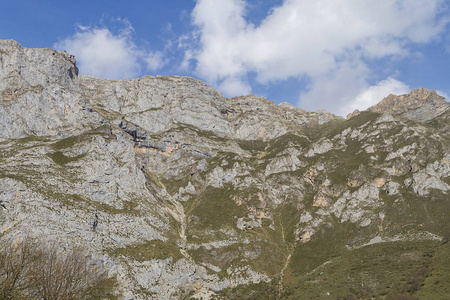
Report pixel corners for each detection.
[0,237,116,300]
[0,238,39,300]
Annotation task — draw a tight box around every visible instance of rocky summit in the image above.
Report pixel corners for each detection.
[0,40,449,299]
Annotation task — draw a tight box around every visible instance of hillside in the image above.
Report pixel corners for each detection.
[0,39,449,299]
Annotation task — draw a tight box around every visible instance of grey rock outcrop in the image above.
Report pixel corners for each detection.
[369,87,449,121]
[0,39,101,139]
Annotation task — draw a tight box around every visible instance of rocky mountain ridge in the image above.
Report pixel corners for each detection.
[1,40,449,299]
[369,87,448,122]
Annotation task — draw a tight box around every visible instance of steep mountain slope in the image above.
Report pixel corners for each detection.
[0,40,449,299]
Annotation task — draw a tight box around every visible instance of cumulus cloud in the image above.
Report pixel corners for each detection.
[54,20,166,79]
[300,65,411,116]
[145,51,167,71]
[341,78,410,116]
[219,77,252,96]
[299,60,370,114]
[436,90,449,100]
[187,0,448,110]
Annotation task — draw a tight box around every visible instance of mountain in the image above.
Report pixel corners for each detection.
[0,40,449,299]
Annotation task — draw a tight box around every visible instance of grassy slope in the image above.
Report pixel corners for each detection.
[211,111,450,298]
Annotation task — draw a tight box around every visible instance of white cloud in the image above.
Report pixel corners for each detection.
[341,78,410,116]
[54,20,166,80]
[188,0,448,106]
[298,60,370,115]
[300,68,410,117]
[145,51,166,72]
[436,90,449,100]
[218,77,251,97]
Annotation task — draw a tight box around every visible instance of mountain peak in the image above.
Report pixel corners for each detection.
[368,87,449,121]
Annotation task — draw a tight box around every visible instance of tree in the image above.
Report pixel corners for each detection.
[0,237,39,300]
[0,237,116,300]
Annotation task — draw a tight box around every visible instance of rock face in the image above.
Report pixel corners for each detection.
[1,40,449,299]
[369,87,449,121]
[0,39,100,139]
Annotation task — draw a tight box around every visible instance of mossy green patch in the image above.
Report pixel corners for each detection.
[206,151,244,171]
[278,203,300,246]
[286,220,361,281]
[47,151,86,166]
[0,136,49,159]
[93,106,122,121]
[424,110,450,129]
[263,133,310,160]
[237,139,268,152]
[324,149,373,187]
[216,279,279,300]
[188,185,246,232]
[189,240,285,279]
[50,125,113,151]
[51,135,80,150]
[108,239,183,262]
[88,275,120,300]
[14,135,49,144]
[324,111,380,139]
[93,199,142,216]
[414,241,450,299]
[298,111,379,142]
[283,240,441,299]
[383,189,450,237]
[175,123,228,143]
[159,176,187,196]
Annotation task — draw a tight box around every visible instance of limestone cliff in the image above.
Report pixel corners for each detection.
[369,87,449,121]
[1,40,449,299]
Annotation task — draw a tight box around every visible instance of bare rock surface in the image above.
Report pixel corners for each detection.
[0,39,101,138]
[369,87,449,121]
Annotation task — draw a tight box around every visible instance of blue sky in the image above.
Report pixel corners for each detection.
[1,0,449,116]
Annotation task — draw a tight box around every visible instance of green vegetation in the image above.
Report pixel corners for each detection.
[92,105,123,121]
[94,199,142,216]
[174,123,228,143]
[0,136,49,159]
[222,236,449,299]
[383,189,450,237]
[295,111,378,142]
[189,240,285,279]
[414,240,450,299]
[424,110,450,131]
[47,151,86,166]
[237,139,268,152]
[278,203,299,246]
[188,185,246,233]
[108,239,184,262]
[206,151,244,170]
[286,221,361,281]
[324,150,371,187]
[282,240,446,299]
[159,175,187,196]
[48,124,113,151]
[50,135,80,150]
[216,280,279,299]
[324,111,380,139]
[263,133,310,160]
